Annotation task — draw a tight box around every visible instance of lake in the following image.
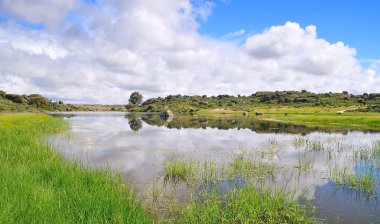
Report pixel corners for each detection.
[49,112,380,223]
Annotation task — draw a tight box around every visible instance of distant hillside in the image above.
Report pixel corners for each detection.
[2,89,380,113]
[133,91,380,113]
[0,90,127,112]
[0,90,61,112]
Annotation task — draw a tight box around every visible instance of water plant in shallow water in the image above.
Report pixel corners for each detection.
[354,142,380,161]
[305,139,325,152]
[178,185,319,224]
[329,167,378,195]
[294,153,315,172]
[162,159,197,185]
[227,154,277,179]
[155,155,318,223]
[292,137,307,149]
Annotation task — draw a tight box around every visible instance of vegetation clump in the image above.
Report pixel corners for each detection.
[155,155,318,223]
[179,186,319,224]
[163,160,196,184]
[329,167,378,195]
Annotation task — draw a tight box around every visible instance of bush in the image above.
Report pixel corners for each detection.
[28,94,50,106]
[5,94,28,104]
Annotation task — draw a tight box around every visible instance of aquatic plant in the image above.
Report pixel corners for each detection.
[292,137,307,148]
[178,185,319,224]
[227,154,277,179]
[354,142,380,161]
[162,159,197,184]
[305,139,325,152]
[329,167,378,195]
[294,153,314,172]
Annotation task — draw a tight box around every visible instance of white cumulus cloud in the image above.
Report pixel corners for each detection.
[0,0,379,103]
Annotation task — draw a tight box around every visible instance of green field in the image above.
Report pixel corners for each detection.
[198,107,380,130]
[0,114,152,223]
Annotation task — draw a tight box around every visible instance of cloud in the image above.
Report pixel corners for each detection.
[1,0,77,27]
[0,0,379,104]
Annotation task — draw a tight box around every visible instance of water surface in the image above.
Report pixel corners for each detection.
[49,112,380,223]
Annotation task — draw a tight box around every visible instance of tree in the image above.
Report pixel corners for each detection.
[128,118,143,132]
[129,92,143,106]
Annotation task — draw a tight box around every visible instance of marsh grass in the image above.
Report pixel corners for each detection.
[292,137,326,152]
[329,167,378,195]
[354,142,380,161]
[0,114,152,223]
[305,139,325,152]
[295,153,314,172]
[292,137,307,148]
[227,154,277,179]
[162,159,197,185]
[155,154,318,223]
[178,186,319,224]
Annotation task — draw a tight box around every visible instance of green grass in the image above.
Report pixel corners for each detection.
[156,156,318,223]
[329,167,378,195]
[354,142,380,161]
[264,113,380,130]
[294,153,314,172]
[162,160,197,184]
[179,186,319,224]
[197,107,380,131]
[227,154,277,179]
[0,114,152,223]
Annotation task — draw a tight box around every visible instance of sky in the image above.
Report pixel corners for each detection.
[0,0,379,104]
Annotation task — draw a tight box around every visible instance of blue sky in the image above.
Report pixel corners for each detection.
[199,0,380,60]
[0,0,379,103]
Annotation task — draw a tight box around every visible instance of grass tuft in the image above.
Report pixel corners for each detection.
[179,186,319,224]
[329,167,378,195]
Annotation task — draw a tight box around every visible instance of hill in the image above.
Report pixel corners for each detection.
[134,91,380,113]
[2,89,380,113]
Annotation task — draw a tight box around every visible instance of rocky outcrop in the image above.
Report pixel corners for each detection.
[293,98,309,103]
[161,110,174,120]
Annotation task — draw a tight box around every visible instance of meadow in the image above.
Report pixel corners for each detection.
[198,107,380,130]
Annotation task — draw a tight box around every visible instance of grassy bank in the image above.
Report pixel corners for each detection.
[0,114,152,223]
[197,107,380,130]
[265,113,380,130]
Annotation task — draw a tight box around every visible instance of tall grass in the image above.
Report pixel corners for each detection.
[329,167,378,195]
[0,114,152,223]
[179,186,319,224]
[157,155,318,223]
[295,153,314,172]
[162,159,197,184]
[354,142,380,161]
[227,154,277,179]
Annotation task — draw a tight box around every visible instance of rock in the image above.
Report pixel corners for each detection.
[243,112,248,116]
[161,110,174,120]
[293,98,309,103]
[255,112,263,116]
[369,93,380,100]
